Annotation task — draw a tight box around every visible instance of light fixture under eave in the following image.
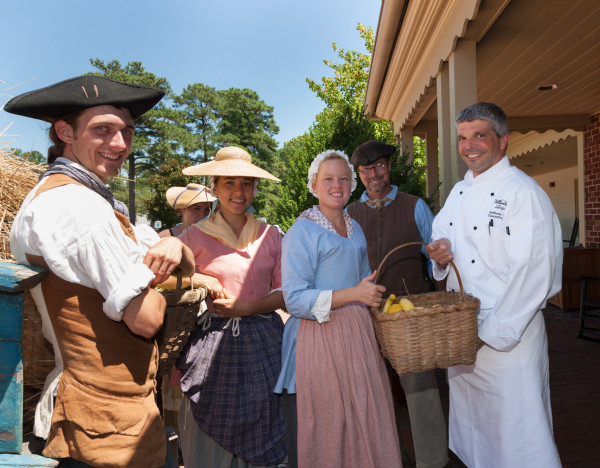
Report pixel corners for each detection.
[538,83,559,91]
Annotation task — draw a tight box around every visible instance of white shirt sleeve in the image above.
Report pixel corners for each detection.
[478,187,563,351]
[310,290,333,323]
[134,223,161,255]
[12,184,156,321]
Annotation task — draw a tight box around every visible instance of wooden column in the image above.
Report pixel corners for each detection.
[0,262,47,458]
[400,126,415,164]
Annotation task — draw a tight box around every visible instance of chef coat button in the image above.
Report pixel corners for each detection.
[451,289,455,292]
[491,192,495,196]
[450,222,453,226]
[471,259,475,263]
[473,226,477,230]
[460,191,463,195]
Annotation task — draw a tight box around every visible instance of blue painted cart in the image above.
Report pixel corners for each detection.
[0,261,57,466]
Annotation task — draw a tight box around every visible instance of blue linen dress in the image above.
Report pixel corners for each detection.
[275,211,402,467]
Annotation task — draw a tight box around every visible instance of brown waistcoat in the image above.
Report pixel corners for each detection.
[347,192,428,296]
[31,175,165,468]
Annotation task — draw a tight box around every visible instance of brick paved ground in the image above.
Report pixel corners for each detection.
[395,305,600,468]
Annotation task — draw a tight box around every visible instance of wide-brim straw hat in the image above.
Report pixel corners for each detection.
[182,146,280,182]
[166,183,217,209]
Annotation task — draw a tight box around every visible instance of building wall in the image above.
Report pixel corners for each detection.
[584,114,600,248]
[532,167,578,245]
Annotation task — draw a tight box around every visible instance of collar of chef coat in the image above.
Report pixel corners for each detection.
[463,155,510,186]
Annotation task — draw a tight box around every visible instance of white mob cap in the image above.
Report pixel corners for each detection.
[307,149,357,197]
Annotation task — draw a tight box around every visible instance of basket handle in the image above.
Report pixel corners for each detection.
[174,272,195,291]
[374,241,464,293]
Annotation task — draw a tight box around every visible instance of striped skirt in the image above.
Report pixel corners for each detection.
[296,302,402,468]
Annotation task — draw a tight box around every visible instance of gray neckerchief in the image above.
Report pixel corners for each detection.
[40,159,129,217]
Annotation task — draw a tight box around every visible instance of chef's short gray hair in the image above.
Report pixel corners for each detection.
[456,102,508,138]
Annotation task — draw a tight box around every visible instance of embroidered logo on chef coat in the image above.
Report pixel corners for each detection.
[488,198,507,221]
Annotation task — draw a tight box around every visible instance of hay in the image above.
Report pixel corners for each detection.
[0,148,46,261]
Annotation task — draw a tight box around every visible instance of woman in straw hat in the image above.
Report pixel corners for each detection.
[173,146,286,468]
[274,150,402,468]
[158,183,216,238]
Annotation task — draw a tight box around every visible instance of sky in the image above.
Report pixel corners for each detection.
[0,0,381,156]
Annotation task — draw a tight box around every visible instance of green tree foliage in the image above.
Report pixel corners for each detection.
[267,24,433,231]
[173,83,221,161]
[217,88,279,159]
[11,147,46,165]
[306,24,374,112]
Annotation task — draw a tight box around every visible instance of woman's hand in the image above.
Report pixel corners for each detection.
[213,290,284,318]
[331,271,386,309]
[191,273,226,300]
[212,290,251,317]
[354,271,386,308]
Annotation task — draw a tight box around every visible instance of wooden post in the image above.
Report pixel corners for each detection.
[0,262,47,454]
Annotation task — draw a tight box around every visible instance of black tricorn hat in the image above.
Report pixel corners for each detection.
[350,140,396,167]
[4,75,165,122]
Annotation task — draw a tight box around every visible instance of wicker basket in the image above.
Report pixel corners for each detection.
[156,277,206,378]
[371,242,480,375]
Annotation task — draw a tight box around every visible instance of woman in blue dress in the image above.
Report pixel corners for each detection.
[274,150,402,468]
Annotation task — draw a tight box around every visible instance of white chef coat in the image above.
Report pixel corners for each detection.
[10,158,160,438]
[432,156,562,467]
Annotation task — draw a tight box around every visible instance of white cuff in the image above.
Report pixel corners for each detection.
[311,290,333,323]
[432,261,451,281]
[103,263,155,321]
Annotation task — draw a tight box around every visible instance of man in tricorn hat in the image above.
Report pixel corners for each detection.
[347,140,449,468]
[6,76,194,468]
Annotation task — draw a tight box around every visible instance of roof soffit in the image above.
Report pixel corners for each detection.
[374,0,481,127]
[507,129,580,160]
[476,0,600,118]
[509,131,578,176]
[365,0,408,119]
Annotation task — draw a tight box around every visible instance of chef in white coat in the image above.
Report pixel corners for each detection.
[426,102,562,468]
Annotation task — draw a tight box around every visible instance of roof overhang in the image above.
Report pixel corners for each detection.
[366,0,600,132]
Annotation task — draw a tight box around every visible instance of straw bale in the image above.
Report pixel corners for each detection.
[0,148,46,261]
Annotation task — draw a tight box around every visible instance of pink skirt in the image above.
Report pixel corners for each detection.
[296,302,402,468]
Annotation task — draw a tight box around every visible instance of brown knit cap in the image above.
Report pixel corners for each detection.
[349,140,396,167]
